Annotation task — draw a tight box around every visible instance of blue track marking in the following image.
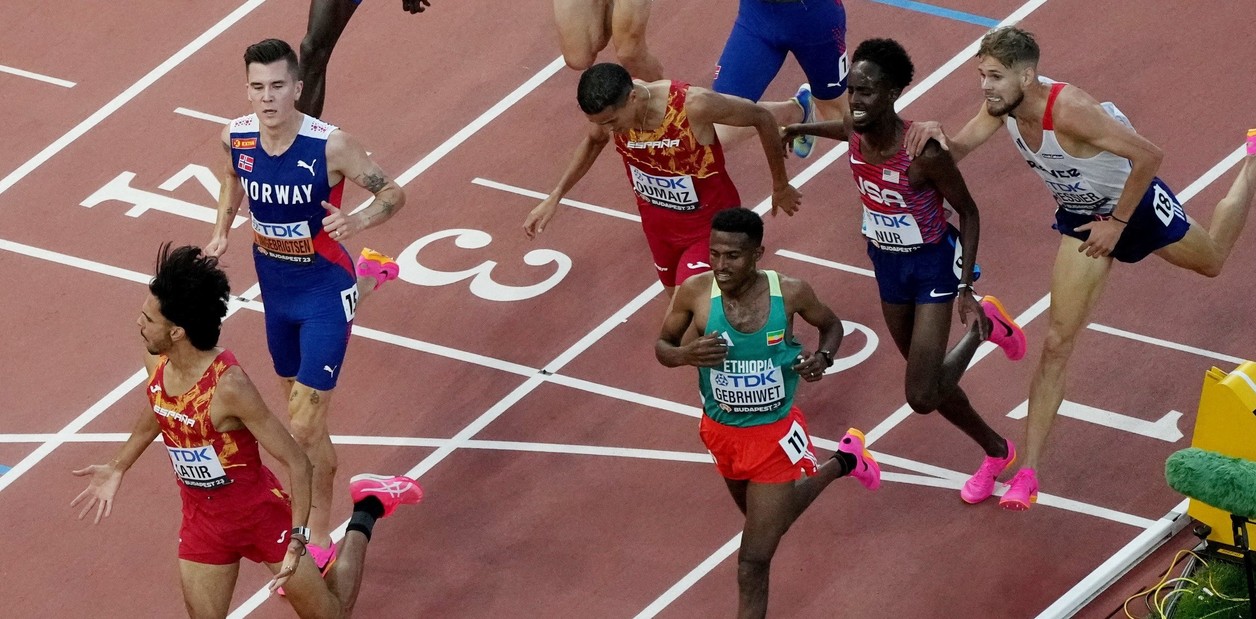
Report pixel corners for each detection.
[867,0,1000,28]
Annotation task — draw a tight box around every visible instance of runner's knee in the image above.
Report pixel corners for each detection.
[299,36,334,74]
[736,556,771,588]
[561,47,598,71]
[906,384,942,415]
[613,36,651,73]
[1041,327,1079,363]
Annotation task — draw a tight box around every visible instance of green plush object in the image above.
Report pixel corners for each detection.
[1166,448,1256,520]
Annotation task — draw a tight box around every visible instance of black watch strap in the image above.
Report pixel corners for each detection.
[817,349,834,368]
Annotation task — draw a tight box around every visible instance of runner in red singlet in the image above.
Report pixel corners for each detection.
[524,62,801,297]
[72,244,421,618]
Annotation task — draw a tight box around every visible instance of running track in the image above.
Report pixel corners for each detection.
[0,1,1253,617]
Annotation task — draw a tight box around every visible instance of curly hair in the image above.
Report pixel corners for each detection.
[149,243,231,351]
[852,38,916,91]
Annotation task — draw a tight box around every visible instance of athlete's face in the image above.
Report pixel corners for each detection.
[977,56,1028,117]
[847,61,899,132]
[586,100,636,132]
[246,60,302,128]
[138,295,178,356]
[709,231,764,292]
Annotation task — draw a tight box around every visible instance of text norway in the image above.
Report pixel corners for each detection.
[240,179,315,205]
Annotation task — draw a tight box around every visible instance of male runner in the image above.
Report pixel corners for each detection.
[657,207,879,619]
[712,0,852,158]
[554,0,662,81]
[523,62,801,296]
[72,244,421,618]
[782,38,1029,504]
[906,26,1256,510]
[207,38,406,568]
[299,0,433,118]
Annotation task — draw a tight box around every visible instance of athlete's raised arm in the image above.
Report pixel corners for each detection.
[524,122,612,239]
[686,87,801,217]
[905,102,1004,161]
[322,130,406,244]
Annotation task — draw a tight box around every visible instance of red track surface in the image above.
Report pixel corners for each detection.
[1,1,1253,617]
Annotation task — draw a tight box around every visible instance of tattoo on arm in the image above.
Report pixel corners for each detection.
[359,172,388,194]
[309,391,320,405]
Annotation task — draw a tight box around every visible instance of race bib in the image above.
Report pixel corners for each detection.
[629,165,699,211]
[167,445,229,489]
[1150,183,1182,227]
[252,218,314,264]
[340,284,358,322]
[777,420,810,465]
[862,206,924,247]
[710,360,785,414]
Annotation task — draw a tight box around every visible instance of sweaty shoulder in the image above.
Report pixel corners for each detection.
[207,364,254,431]
[1049,86,1109,136]
[776,272,814,304]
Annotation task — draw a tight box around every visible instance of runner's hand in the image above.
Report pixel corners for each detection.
[70,464,124,524]
[956,291,989,341]
[523,197,560,240]
[684,333,728,367]
[1074,218,1126,258]
[322,201,360,243]
[792,353,828,382]
[771,184,801,217]
[268,541,305,593]
[205,235,229,258]
[905,121,947,158]
[779,125,803,157]
[402,0,431,13]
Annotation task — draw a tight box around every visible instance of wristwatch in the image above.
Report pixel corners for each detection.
[290,526,311,544]
[816,349,835,368]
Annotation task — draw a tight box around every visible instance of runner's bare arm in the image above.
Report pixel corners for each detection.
[905,103,1003,160]
[207,125,244,257]
[324,129,407,240]
[1059,96,1162,224]
[656,276,725,368]
[781,118,850,143]
[686,87,801,216]
[524,123,612,239]
[914,143,987,334]
[782,276,842,379]
[214,367,314,536]
[71,403,161,523]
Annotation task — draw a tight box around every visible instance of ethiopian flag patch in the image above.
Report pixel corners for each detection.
[766,329,785,346]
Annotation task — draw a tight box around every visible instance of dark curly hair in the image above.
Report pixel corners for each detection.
[852,38,916,91]
[149,243,231,351]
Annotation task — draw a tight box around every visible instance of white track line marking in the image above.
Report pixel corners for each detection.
[774,248,876,278]
[346,57,567,215]
[1036,500,1191,618]
[0,63,76,88]
[173,107,229,124]
[472,177,642,222]
[1087,323,1247,365]
[0,0,266,198]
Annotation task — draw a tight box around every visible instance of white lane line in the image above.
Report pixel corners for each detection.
[1036,500,1191,619]
[1088,323,1248,365]
[634,533,744,619]
[0,63,76,88]
[173,107,229,124]
[347,56,568,215]
[472,177,643,222]
[0,233,1160,528]
[1176,144,1249,202]
[0,0,266,198]
[774,248,876,278]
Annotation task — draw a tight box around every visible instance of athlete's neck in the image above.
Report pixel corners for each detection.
[258,112,303,155]
[860,116,905,157]
[1008,80,1050,124]
[165,346,222,380]
[632,80,665,131]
